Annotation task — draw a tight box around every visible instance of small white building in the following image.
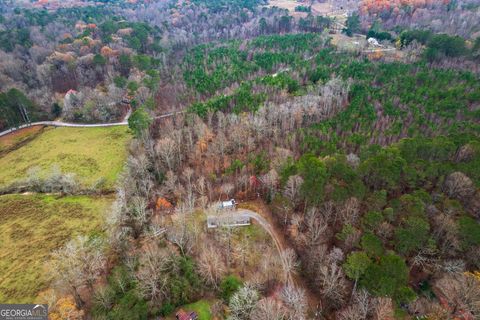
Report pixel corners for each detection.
[367,37,382,48]
[64,89,77,102]
[220,199,236,210]
[63,89,80,116]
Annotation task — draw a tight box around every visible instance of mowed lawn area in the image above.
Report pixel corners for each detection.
[0,126,130,190]
[0,194,113,303]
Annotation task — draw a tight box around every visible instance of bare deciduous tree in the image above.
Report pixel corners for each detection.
[372,297,395,320]
[155,137,178,171]
[162,170,178,195]
[280,285,308,320]
[251,298,286,320]
[129,196,150,235]
[442,260,466,274]
[167,221,195,256]
[48,236,106,308]
[198,244,227,289]
[327,248,344,266]
[125,154,154,198]
[228,284,260,320]
[339,197,360,225]
[320,201,337,224]
[256,246,283,288]
[337,304,366,320]
[435,272,480,317]
[432,213,461,256]
[283,175,303,206]
[195,176,209,208]
[135,244,171,304]
[281,248,299,278]
[220,182,235,199]
[303,208,328,247]
[260,169,279,197]
[317,263,348,309]
[443,172,475,200]
[352,289,372,318]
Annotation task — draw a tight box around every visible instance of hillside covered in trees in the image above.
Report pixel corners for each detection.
[116,32,480,319]
[358,0,480,39]
[0,0,479,319]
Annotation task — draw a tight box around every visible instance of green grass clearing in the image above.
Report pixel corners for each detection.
[0,194,113,303]
[0,126,130,190]
[239,223,270,242]
[170,300,213,320]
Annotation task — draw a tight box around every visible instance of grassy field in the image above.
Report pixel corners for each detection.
[0,126,130,190]
[0,194,113,303]
[0,125,44,154]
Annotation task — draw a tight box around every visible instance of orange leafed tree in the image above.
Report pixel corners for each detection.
[156,197,173,210]
[101,46,116,57]
[49,296,85,320]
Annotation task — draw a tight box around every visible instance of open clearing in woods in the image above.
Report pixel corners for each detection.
[0,126,130,190]
[0,194,113,303]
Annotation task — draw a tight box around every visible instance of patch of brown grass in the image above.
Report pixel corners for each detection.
[0,194,113,303]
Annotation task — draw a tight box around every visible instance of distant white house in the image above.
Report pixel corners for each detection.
[63,89,80,116]
[64,89,77,102]
[367,37,382,47]
[220,199,236,210]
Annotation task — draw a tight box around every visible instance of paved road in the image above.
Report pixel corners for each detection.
[0,121,129,137]
[0,110,184,138]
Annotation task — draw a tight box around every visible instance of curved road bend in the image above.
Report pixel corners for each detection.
[235,208,321,310]
[219,209,294,286]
